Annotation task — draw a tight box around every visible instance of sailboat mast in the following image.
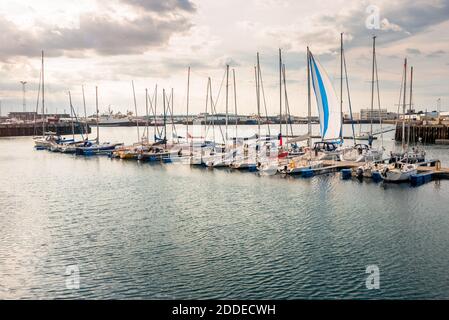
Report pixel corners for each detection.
[342,42,356,145]
[402,58,408,151]
[131,81,140,142]
[204,79,209,145]
[186,67,190,141]
[163,89,167,148]
[41,51,45,137]
[171,88,178,143]
[154,85,158,141]
[225,64,229,142]
[209,78,215,145]
[370,36,376,135]
[307,47,312,148]
[374,46,384,149]
[279,48,282,135]
[82,85,88,140]
[145,88,149,144]
[408,66,413,146]
[95,86,99,144]
[255,62,260,139]
[282,64,289,136]
[340,33,344,141]
[68,91,75,141]
[233,69,238,140]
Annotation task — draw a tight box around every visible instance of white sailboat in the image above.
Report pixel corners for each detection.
[296,46,343,163]
[381,162,417,182]
[381,60,418,182]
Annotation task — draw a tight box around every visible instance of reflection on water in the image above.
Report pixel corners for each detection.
[0,124,448,299]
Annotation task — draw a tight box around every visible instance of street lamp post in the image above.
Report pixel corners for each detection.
[20,81,27,113]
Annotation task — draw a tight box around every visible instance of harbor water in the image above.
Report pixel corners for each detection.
[1,124,448,299]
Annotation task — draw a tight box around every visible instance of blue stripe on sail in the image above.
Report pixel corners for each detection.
[311,56,329,137]
[308,55,322,136]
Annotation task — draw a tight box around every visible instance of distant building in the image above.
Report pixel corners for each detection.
[360,108,392,121]
[8,112,70,121]
[8,112,38,121]
[344,112,360,121]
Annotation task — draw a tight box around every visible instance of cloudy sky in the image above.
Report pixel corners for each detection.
[0,0,448,117]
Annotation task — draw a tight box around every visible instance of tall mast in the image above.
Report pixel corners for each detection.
[402,58,407,151]
[95,86,99,144]
[68,91,75,141]
[374,45,384,149]
[307,47,312,148]
[82,85,88,140]
[233,69,238,139]
[154,85,158,141]
[340,33,344,141]
[225,64,229,142]
[209,78,215,144]
[205,79,209,143]
[255,55,261,138]
[408,66,413,146]
[163,89,167,148]
[279,48,282,135]
[171,88,178,143]
[145,88,149,144]
[186,67,190,141]
[131,80,140,142]
[41,51,45,137]
[282,64,293,138]
[370,36,376,135]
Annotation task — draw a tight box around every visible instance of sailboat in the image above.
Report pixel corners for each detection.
[49,90,94,153]
[342,36,384,163]
[231,54,267,171]
[138,88,181,162]
[75,86,123,155]
[308,46,344,160]
[282,44,340,174]
[381,61,418,182]
[205,68,230,168]
[33,51,71,150]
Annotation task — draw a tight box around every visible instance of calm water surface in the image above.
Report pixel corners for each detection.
[0,124,448,299]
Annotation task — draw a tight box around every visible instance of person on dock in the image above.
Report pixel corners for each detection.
[368,134,374,148]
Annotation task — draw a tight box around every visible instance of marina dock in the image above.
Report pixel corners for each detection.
[0,122,90,137]
[395,124,449,144]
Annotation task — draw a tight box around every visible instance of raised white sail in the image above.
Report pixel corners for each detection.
[308,51,342,142]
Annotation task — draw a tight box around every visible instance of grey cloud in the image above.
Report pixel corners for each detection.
[0,1,196,60]
[406,48,422,55]
[122,0,196,13]
[297,0,449,60]
[427,50,446,58]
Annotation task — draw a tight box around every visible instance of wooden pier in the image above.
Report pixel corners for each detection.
[0,122,90,137]
[395,124,449,144]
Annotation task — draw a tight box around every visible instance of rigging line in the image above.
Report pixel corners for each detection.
[205,69,227,143]
[166,89,178,141]
[152,85,161,139]
[282,64,294,138]
[205,78,211,139]
[68,91,85,141]
[395,65,405,130]
[257,63,271,136]
[210,88,226,144]
[33,68,42,136]
[343,50,356,145]
[374,52,384,148]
